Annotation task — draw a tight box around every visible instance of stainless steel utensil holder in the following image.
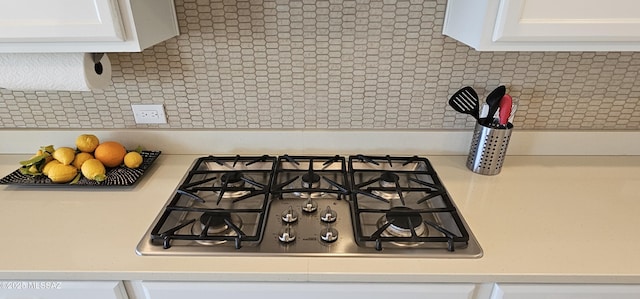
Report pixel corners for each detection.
[466,122,513,175]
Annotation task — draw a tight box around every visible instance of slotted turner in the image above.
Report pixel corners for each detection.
[448,86,479,120]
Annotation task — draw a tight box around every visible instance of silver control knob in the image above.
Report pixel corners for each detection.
[320,206,337,223]
[282,206,298,223]
[278,226,296,243]
[320,226,339,243]
[302,198,318,213]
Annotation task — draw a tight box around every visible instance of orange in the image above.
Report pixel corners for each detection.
[94,141,127,168]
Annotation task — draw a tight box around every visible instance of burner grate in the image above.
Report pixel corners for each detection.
[271,155,350,199]
[349,155,471,252]
[148,155,276,250]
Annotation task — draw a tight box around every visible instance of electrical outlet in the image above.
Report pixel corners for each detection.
[131,104,167,124]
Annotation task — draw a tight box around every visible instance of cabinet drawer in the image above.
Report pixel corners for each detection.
[137,281,476,299]
[491,283,640,299]
[0,280,128,299]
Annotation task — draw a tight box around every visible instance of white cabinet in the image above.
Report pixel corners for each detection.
[133,281,477,299]
[443,0,640,51]
[490,283,640,299]
[0,0,179,52]
[0,280,128,299]
[0,1,125,43]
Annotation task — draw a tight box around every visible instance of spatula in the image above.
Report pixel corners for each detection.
[483,85,506,126]
[448,86,479,120]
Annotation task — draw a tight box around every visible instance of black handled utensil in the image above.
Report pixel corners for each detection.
[484,85,506,126]
[448,86,480,120]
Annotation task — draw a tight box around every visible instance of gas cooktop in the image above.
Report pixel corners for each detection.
[136,155,482,258]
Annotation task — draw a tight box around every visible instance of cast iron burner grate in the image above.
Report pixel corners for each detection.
[271,155,349,199]
[149,155,276,250]
[348,155,471,252]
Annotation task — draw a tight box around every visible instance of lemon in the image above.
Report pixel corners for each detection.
[81,159,106,182]
[47,164,78,183]
[124,151,143,169]
[42,160,61,176]
[52,147,76,165]
[72,152,94,169]
[76,134,100,153]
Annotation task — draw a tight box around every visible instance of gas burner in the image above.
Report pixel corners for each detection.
[191,211,243,245]
[217,172,251,199]
[221,172,245,187]
[371,171,405,200]
[294,173,325,198]
[379,171,399,187]
[376,207,429,247]
[301,172,321,188]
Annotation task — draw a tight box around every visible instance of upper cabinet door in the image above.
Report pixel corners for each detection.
[493,0,640,42]
[0,0,179,53]
[443,0,640,51]
[0,0,125,42]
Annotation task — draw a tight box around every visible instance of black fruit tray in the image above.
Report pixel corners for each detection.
[0,150,161,187]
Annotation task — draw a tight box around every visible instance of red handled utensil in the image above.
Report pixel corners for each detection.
[498,94,512,126]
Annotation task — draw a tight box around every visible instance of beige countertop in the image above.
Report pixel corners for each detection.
[1,153,639,283]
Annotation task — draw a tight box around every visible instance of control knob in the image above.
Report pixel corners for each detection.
[281,206,298,223]
[320,226,339,243]
[301,198,318,213]
[320,206,337,223]
[278,226,296,243]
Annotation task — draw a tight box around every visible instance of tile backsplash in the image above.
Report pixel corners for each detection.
[1,0,639,130]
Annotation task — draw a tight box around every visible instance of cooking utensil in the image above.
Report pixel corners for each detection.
[508,100,518,124]
[498,94,512,126]
[484,85,506,126]
[479,103,489,118]
[448,86,479,120]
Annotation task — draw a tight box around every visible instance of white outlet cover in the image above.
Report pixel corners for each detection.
[131,104,167,124]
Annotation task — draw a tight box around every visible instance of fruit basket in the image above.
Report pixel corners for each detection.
[0,151,161,186]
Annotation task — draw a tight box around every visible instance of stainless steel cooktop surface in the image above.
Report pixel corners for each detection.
[136,155,482,258]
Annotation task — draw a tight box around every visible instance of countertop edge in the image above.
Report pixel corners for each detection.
[1,271,639,284]
[1,129,639,155]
